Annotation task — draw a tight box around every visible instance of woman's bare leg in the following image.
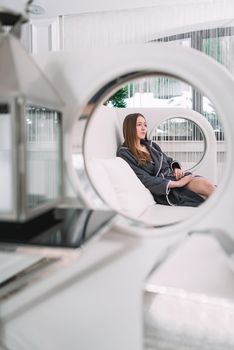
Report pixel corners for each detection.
[185,176,216,198]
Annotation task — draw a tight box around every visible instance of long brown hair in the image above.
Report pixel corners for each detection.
[123,113,151,165]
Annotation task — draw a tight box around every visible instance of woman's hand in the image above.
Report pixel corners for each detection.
[173,168,184,180]
[169,174,193,188]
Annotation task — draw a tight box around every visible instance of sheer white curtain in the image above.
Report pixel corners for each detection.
[63,1,234,51]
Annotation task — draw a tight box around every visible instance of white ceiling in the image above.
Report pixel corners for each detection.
[2,0,234,24]
[29,0,216,18]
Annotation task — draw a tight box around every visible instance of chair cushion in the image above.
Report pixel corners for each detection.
[139,203,197,226]
[88,157,155,217]
[87,158,121,211]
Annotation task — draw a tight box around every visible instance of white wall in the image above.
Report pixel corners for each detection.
[22,1,234,53]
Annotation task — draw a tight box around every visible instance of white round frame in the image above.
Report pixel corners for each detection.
[37,43,234,234]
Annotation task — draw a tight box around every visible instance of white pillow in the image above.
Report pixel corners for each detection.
[87,159,121,211]
[97,157,155,217]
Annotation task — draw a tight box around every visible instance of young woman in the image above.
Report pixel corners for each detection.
[117,113,216,207]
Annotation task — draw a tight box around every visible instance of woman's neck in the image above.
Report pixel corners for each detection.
[136,139,141,148]
[136,140,149,152]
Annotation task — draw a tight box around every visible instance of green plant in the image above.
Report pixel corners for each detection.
[104,86,128,108]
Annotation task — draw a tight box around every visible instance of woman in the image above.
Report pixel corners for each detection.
[117,113,215,207]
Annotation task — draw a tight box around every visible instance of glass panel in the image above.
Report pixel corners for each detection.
[152,28,231,184]
[106,37,192,109]
[202,31,234,73]
[151,118,205,171]
[201,97,226,183]
[119,77,192,108]
[0,104,13,213]
[202,30,230,182]
[25,105,62,209]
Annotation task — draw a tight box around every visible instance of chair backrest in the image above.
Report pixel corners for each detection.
[84,105,123,160]
[84,105,156,215]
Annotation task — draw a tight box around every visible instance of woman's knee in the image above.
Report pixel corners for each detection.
[198,178,215,196]
[205,181,216,195]
[187,177,215,197]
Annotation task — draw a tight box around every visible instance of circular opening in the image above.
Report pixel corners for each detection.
[71,70,227,228]
[150,117,206,172]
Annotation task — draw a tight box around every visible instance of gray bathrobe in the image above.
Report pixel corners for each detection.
[117,139,204,207]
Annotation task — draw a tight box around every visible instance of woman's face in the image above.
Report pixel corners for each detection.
[136,116,147,140]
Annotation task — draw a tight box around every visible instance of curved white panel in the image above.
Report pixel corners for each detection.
[34,43,234,235]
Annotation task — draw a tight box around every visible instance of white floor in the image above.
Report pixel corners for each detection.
[1,222,234,349]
